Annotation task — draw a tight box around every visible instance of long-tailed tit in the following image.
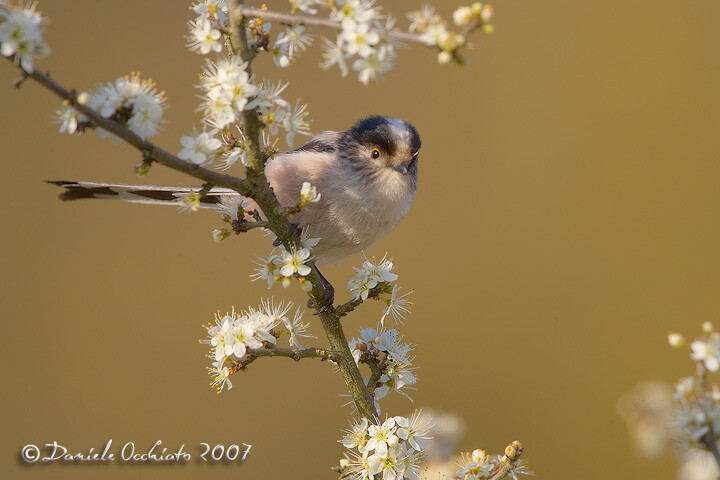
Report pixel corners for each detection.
[50,116,421,270]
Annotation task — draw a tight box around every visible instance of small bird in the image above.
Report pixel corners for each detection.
[50,116,421,267]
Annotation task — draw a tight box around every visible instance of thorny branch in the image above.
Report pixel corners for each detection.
[5,2,380,422]
[235,346,336,370]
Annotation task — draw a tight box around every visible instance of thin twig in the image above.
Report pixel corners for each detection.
[235,6,425,45]
[238,346,335,369]
[13,63,253,197]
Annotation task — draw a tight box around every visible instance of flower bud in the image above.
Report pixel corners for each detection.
[667,332,686,348]
[471,449,486,463]
[212,228,231,242]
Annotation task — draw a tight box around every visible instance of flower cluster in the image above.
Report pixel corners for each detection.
[202,299,313,392]
[408,2,494,64]
[0,2,49,73]
[349,327,417,407]
[55,73,166,140]
[187,0,228,55]
[185,2,312,152]
[347,254,412,325]
[348,254,398,301]
[319,0,397,84]
[338,411,430,480]
[454,442,532,480]
[666,322,720,453]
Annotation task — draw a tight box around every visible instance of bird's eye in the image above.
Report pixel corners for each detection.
[371,148,381,159]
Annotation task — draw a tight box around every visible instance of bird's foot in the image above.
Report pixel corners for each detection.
[308,284,335,314]
[307,266,335,314]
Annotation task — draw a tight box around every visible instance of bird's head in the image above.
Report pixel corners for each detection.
[340,116,421,190]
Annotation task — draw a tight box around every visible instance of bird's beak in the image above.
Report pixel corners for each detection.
[393,163,409,174]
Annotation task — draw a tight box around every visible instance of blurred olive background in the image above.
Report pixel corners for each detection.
[2,1,719,479]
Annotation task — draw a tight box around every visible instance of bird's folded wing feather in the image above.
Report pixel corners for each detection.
[46,180,243,209]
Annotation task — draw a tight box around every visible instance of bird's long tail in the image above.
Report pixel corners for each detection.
[47,180,247,211]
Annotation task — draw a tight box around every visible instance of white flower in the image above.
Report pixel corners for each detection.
[198,55,259,129]
[0,3,50,73]
[54,104,82,134]
[331,0,379,25]
[342,418,369,451]
[127,92,165,139]
[365,417,398,458]
[274,246,312,277]
[226,319,264,358]
[352,51,393,85]
[674,376,695,400]
[250,251,280,288]
[299,227,320,250]
[406,4,437,33]
[187,18,223,54]
[248,79,289,114]
[247,307,278,345]
[290,0,322,14]
[348,272,375,301]
[394,410,430,452]
[259,298,291,327]
[320,36,349,76]
[382,358,417,397]
[87,82,124,118]
[204,88,237,127]
[200,55,248,95]
[453,6,473,27]
[367,445,406,480]
[455,449,495,479]
[218,146,246,170]
[341,21,380,58]
[379,285,412,326]
[192,0,228,22]
[478,4,494,23]
[282,101,311,147]
[271,41,290,68]
[358,253,398,285]
[419,21,449,47]
[218,195,248,219]
[174,191,202,212]
[690,337,720,372]
[274,25,313,60]
[178,129,222,165]
[282,309,315,349]
[208,361,232,393]
[300,182,321,206]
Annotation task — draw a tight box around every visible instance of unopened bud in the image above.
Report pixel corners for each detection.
[471,449,486,463]
[437,51,453,64]
[667,332,686,348]
[703,321,714,334]
[505,441,523,459]
[212,228,231,243]
[299,277,313,292]
[480,5,494,22]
